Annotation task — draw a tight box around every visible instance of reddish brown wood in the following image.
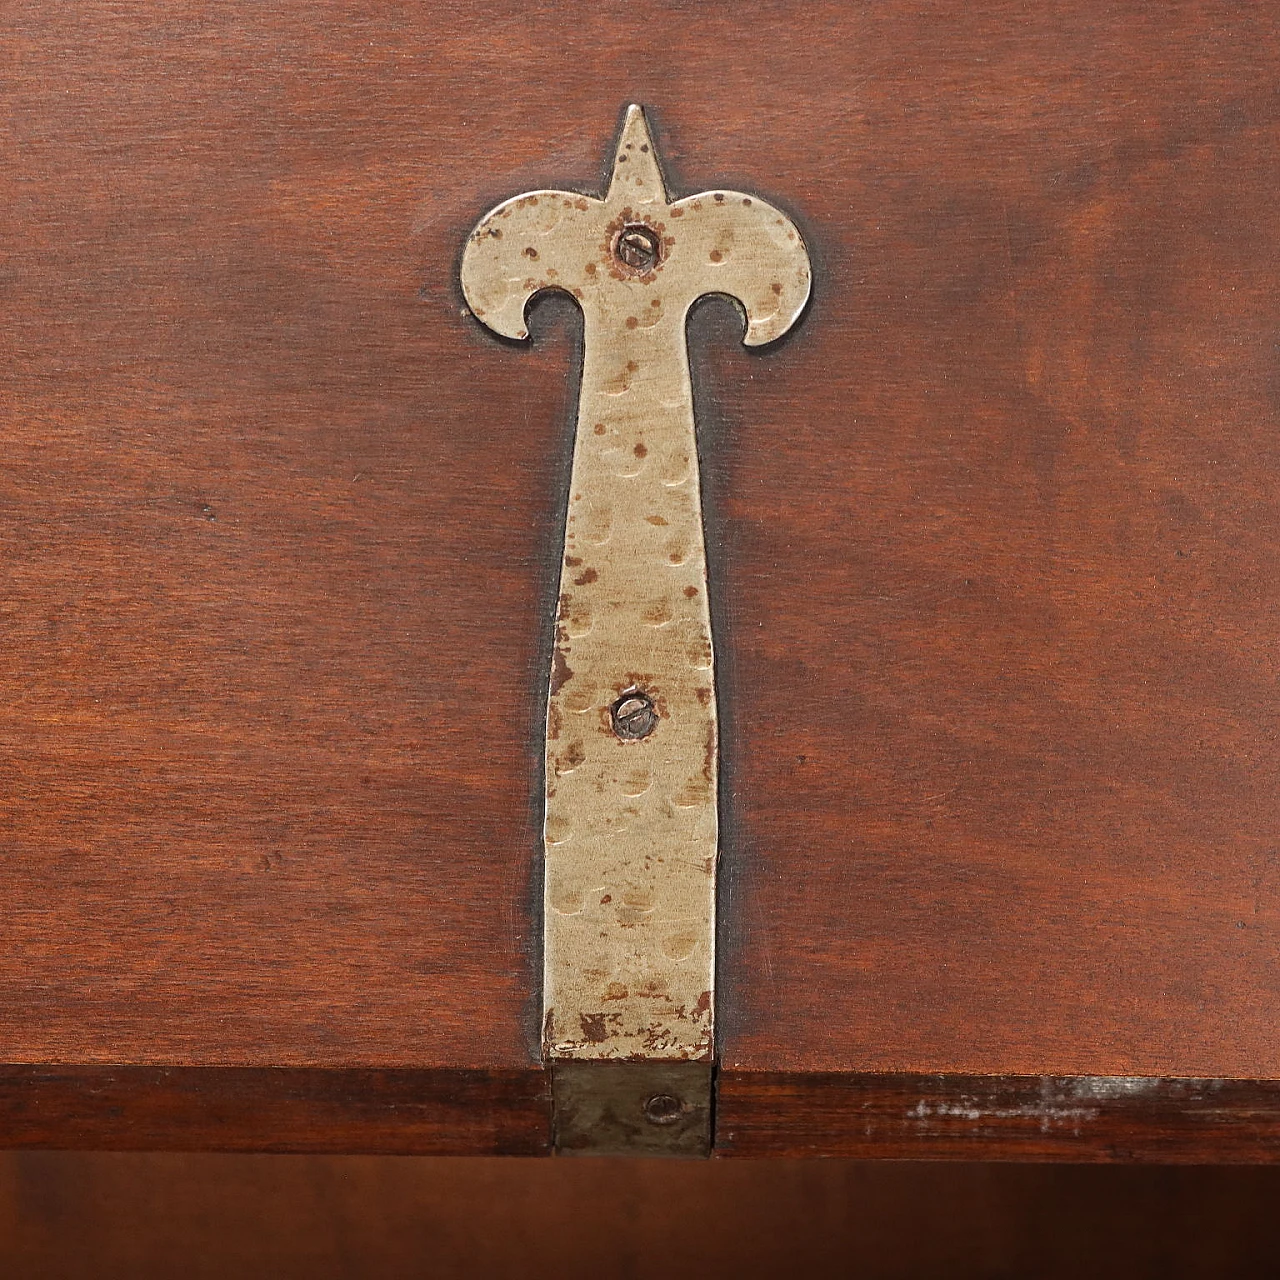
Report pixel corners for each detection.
[4,1063,1280,1161]
[1,0,576,1072]
[717,1072,1280,1162]
[0,1067,548,1154]
[3,1152,1280,1278]
[2,0,1279,1151]
[703,4,1280,1080]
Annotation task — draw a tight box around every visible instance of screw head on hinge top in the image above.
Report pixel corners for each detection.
[614,223,662,273]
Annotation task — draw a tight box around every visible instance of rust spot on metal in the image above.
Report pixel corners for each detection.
[550,650,574,697]
[580,1013,610,1043]
[642,600,672,626]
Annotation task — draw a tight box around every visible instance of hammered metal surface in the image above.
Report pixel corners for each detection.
[461,106,810,1061]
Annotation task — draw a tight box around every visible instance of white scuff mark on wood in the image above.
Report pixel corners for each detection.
[909,1097,1101,1135]
[1064,1076,1165,1099]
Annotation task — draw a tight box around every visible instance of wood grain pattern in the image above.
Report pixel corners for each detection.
[717,1072,1280,1162]
[0,1067,548,1154]
[702,1,1280,1078]
[6,1063,1280,1161]
[3,1152,1280,1278]
[2,0,1279,1149]
[1,0,575,1070]
[6,1153,1280,1279]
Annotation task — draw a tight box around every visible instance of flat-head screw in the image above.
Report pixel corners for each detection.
[643,1093,684,1126]
[615,224,661,272]
[611,690,658,740]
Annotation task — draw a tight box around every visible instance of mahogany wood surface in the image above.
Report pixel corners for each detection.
[0,1067,548,1154]
[697,3,1280,1080]
[4,1153,1280,1278]
[717,1072,1280,1163]
[3,0,1280,1151]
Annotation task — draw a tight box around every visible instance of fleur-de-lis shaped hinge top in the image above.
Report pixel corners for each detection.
[461,105,811,1064]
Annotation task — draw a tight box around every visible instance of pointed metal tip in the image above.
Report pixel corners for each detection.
[607,103,666,205]
[618,103,654,146]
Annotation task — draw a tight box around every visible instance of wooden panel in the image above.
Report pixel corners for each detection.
[717,1072,1280,1162]
[0,1067,547,1154]
[705,3,1280,1077]
[1,0,578,1069]
[3,0,1280,1142]
[3,1152,1280,1278]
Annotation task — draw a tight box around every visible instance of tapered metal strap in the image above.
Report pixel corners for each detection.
[461,105,810,1142]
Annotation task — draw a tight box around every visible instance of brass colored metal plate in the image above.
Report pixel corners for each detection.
[551,1060,714,1157]
[461,106,810,1062]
